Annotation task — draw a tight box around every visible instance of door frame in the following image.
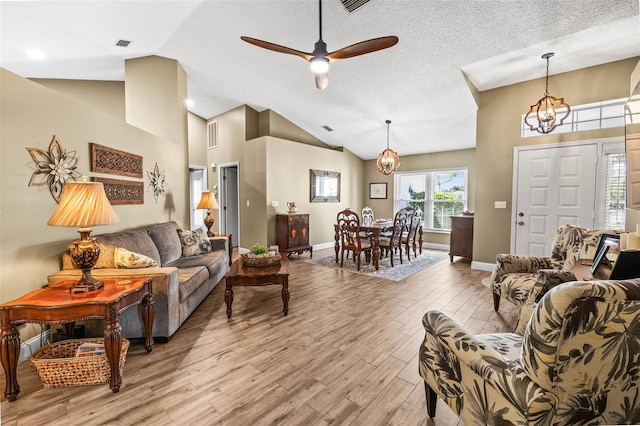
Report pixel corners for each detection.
[510,137,623,253]
[188,165,207,230]
[218,161,240,246]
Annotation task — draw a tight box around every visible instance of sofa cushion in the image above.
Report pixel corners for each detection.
[94,229,162,266]
[147,221,183,266]
[114,247,158,268]
[177,229,212,257]
[178,266,210,302]
[166,250,226,278]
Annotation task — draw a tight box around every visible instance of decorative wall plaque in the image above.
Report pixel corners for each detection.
[26,135,81,203]
[90,143,143,178]
[91,177,144,205]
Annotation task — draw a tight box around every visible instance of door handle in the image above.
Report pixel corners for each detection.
[518,212,524,217]
[518,221,524,225]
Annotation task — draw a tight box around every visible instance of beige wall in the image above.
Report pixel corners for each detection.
[260,109,330,148]
[0,66,190,341]
[188,112,207,166]
[207,105,365,248]
[475,57,639,264]
[266,138,365,246]
[626,59,640,231]
[363,148,476,246]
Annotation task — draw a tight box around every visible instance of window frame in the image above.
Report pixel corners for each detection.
[394,168,468,232]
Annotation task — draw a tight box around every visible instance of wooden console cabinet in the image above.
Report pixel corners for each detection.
[449,215,474,262]
[276,213,313,257]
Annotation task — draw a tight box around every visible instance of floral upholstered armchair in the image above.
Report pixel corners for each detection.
[419,278,640,425]
[490,224,620,313]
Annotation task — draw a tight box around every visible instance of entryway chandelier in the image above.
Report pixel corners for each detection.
[376,120,400,175]
[524,52,570,134]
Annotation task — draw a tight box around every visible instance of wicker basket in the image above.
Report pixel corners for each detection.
[30,338,129,388]
[241,253,281,267]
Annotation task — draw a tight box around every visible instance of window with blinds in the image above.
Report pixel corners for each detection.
[603,152,626,229]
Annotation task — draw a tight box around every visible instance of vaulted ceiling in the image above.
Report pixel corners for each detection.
[1,1,639,159]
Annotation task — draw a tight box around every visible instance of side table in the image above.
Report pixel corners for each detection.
[0,277,154,401]
[210,233,233,266]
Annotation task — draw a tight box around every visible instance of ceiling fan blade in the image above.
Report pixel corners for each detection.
[241,36,313,61]
[327,36,398,60]
[315,72,329,90]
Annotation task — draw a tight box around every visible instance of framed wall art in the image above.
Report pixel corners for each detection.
[90,143,143,178]
[91,177,144,205]
[369,183,387,199]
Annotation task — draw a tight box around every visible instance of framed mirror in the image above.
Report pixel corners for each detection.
[310,169,340,203]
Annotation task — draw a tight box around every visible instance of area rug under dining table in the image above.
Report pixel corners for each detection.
[308,249,449,281]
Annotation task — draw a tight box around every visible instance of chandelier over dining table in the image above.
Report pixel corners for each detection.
[376,119,401,175]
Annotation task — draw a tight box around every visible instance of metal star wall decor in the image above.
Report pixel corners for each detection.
[147,162,167,203]
[26,135,82,203]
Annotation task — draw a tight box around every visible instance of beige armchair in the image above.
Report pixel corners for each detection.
[419,277,640,425]
[490,224,620,312]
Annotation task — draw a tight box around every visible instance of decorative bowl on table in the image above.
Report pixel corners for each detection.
[241,249,281,267]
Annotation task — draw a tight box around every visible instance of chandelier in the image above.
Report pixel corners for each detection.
[524,52,570,134]
[376,120,400,175]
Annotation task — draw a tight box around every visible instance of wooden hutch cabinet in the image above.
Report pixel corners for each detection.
[449,215,474,262]
[276,213,313,257]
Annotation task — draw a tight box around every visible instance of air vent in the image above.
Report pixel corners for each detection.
[321,125,333,132]
[115,39,131,47]
[341,0,370,13]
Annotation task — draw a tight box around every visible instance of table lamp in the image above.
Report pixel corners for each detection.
[196,191,219,237]
[48,180,120,293]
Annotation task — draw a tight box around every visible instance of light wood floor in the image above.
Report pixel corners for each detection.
[1,248,518,425]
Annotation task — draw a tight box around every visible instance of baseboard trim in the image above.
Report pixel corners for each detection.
[472,261,495,272]
[19,329,51,364]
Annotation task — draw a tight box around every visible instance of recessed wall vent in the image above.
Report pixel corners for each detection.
[321,125,333,132]
[115,39,131,47]
[341,0,371,13]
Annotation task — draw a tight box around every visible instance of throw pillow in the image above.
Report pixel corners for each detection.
[114,247,159,269]
[177,228,212,257]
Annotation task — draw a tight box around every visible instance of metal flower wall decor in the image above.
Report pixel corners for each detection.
[26,135,82,203]
[147,162,168,203]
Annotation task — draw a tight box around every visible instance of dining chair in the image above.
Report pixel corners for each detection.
[379,208,408,267]
[361,206,375,226]
[336,208,373,271]
[402,207,422,260]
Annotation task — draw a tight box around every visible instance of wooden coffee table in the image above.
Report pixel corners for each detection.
[0,277,154,401]
[224,256,290,318]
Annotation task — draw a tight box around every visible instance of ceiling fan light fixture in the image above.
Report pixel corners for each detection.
[376,120,400,175]
[310,57,329,73]
[524,52,571,134]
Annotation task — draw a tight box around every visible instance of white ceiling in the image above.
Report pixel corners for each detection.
[1,1,639,160]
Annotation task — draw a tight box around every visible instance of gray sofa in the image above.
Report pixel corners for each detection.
[47,221,230,340]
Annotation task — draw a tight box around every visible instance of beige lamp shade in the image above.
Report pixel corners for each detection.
[48,181,120,227]
[196,191,219,210]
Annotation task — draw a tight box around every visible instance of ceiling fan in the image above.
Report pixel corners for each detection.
[241,0,398,90]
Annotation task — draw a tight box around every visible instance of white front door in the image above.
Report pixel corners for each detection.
[513,144,598,255]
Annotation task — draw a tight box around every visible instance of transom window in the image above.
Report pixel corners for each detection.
[394,169,468,231]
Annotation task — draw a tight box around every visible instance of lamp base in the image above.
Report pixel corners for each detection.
[204,211,215,237]
[68,228,104,294]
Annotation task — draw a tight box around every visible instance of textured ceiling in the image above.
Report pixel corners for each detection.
[1,1,639,160]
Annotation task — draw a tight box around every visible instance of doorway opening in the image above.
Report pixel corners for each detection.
[218,162,239,247]
[188,166,207,230]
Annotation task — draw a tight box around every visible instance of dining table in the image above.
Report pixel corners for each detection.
[333,220,424,270]
[333,221,393,270]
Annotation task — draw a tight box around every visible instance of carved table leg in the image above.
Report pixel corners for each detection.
[1,319,20,401]
[141,291,155,353]
[282,276,289,315]
[334,225,340,263]
[373,232,381,270]
[225,280,234,318]
[104,306,123,393]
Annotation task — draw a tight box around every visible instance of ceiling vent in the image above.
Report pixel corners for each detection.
[321,125,333,132]
[115,39,131,47]
[341,0,370,13]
